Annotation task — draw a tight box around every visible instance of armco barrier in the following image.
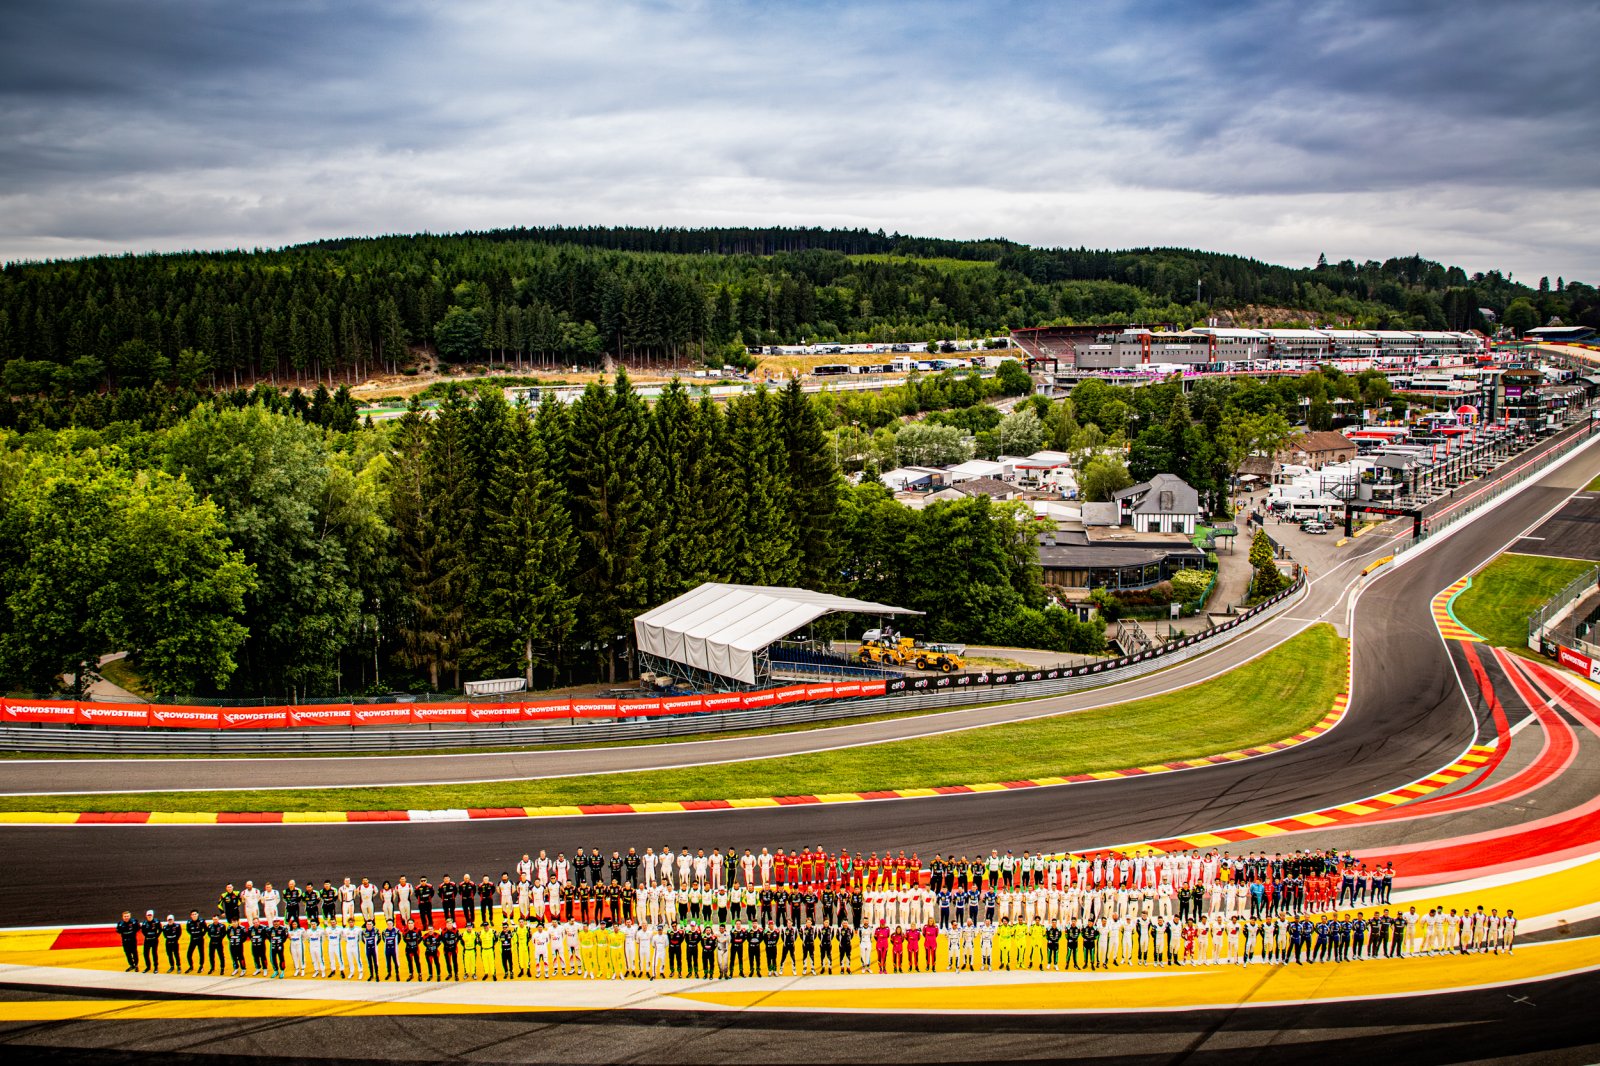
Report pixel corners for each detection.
[0,578,1308,754]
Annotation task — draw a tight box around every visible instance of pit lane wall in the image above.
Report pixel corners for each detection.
[0,578,1305,753]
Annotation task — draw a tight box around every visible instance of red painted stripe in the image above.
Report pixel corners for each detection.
[51,927,119,950]
[680,800,733,811]
[934,785,973,795]
[76,812,151,824]
[1162,762,1190,770]
[1450,643,1512,795]
[1000,780,1038,789]
[855,791,899,801]
[576,804,636,815]
[217,811,283,824]
[1354,654,1575,826]
[1121,767,1150,775]
[346,810,409,822]
[773,795,822,805]
[468,807,526,819]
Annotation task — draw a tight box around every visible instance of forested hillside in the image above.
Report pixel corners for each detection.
[2,227,1593,409]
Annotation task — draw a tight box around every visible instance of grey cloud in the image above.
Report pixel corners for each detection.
[0,0,1595,280]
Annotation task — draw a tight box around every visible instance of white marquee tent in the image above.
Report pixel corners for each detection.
[633,583,920,686]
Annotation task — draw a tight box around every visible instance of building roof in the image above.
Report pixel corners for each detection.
[952,477,1017,499]
[1239,455,1277,478]
[634,583,919,686]
[1036,538,1205,571]
[1291,431,1356,454]
[1011,450,1075,469]
[1081,501,1121,526]
[946,459,1010,481]
[1112,473,1201,516]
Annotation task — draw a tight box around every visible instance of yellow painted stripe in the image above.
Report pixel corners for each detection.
[629,802,689,813]
[145,812,218,825]
[0,999,579,1021]
[1089,770,1127,780]
[1336,803,1378,816]
[523,806,584,818]
[1180,833,1230,847]
[281,811,347,823]
[0,812,79,824]
[671,940,1600,1012]
[725,798,780,809]
[963,783,1008,793]
[1290,812,1336,827]
[811,793,867,804]
[1236,822,1289,837]
[894,788,941,798]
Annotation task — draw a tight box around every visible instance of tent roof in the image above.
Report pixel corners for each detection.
[633,583,920,686]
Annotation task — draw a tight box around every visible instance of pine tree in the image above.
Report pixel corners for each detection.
[566,369,650,681]
[473,406,578,687]
[777,376,842,590]
[389,391,478,690]
[725,388,797,586]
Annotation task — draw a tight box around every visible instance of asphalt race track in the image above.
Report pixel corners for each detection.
[2,972,1597,1065]
[1511,486,1600,560]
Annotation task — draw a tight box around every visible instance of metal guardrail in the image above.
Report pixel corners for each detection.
[1528,565,1600,651]
[0,579,1306,754]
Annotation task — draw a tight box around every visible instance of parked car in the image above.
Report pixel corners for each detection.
[1301,521,1330,535]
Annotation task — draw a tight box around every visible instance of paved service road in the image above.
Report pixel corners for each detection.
[2,427,1596,927]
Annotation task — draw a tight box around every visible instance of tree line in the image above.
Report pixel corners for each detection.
[0,375,1104,701]
[4,228,1590,401]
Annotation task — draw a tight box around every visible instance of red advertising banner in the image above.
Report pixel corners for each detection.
[5,679,885,732]
[569,698,619,718]
[1556,644,1600,683]
[350,705,412,728]
[75,703,150,727]
[407,704,471,725]
[466,703,521,724]
[1,699,79,724]
[149,707,221,729]
[523,700,575,720]
[218,708,288,730]
[288,705,352,728]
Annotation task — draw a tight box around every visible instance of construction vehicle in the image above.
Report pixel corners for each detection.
[913,642,967,673]
[856,636,916,666]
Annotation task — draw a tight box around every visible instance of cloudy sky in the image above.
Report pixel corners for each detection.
[3,0,1597,280]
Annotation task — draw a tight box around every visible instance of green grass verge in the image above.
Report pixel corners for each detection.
[0,625,1346,813]
[1588,474,1600,491]
[1453,552,1596,648]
